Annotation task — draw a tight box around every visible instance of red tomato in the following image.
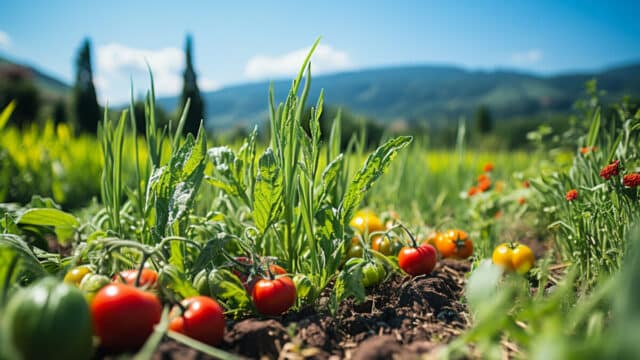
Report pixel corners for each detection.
[397,244,437,276]
[251,276,296,316]
[169,296,226,346]
[113,268,158,288]
[91,284,162,351]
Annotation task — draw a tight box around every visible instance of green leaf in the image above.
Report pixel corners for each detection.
[0,234,46,305]
[167,331,244,360]
[253,148,283,233]
[321,154,344,193]
[207,146,249,203]
[145,126,207,240]
[0,100,16,131]
[207,269,252,313]
[586,108,600,148]
[331,265,365,314]
[340,136,413,224]
[17,208,80,243]
[133,307,170,360]
[158,265,199,299]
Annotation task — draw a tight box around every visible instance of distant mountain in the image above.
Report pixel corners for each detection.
[157,62,640,130]
[0,55,71,101]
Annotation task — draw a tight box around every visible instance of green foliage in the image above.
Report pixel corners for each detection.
[475,104,493,134]
[0,69,40,127]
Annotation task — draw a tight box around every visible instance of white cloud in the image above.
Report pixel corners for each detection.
[0,30,11,49]
[244,44,352,80]
[95,43,218,104]
[510,49,543,65]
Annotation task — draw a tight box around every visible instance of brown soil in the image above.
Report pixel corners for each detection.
[148,259,470,360]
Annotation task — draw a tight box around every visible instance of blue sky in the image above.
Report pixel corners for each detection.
[1,0,639,103]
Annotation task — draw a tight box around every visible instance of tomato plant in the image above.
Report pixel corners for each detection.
[2,277,93,360]
[113,268,158,288]
[492,242,535,274]
[251,276,296,315]
[169,296,226,346]
[91,283,162,351]
[435,230,473,259]
[63,265,92,286]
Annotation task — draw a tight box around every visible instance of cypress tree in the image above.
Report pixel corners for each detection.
[179,35,205,136]
[475,104,493,134]
[72,39,101,133]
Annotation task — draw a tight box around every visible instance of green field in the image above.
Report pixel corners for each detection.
[1,46,640,359]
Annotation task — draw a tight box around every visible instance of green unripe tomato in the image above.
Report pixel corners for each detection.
[347,244,364,259]
[362,262,385,288]
[79,274,110,303]
[2,277,93,360]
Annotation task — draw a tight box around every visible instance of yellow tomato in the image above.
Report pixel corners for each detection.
[492,243,535,274]
[349,210,385,235]
[63,265,93,286]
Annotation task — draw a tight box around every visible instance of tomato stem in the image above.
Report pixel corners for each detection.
[394,223,418,248]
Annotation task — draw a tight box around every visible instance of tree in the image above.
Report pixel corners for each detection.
[53,100,67,125]
[475,104,493,134]
[73,38,101,134]
[179,35,205,136]
[0,66,40,128]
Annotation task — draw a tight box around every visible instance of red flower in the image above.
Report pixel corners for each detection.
[518,197,526,205]
[477,174,489,182]
[623,173,640,187]
[522,180,530,188]
[565,189,578,201]
[483,163,494,172]
[580,146,597,155]
[599,160,621,180]
[468,187,478,196]
[478,178,492,192]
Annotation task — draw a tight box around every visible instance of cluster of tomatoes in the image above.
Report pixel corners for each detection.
[347,209,536,283]
[60,258,298,353]
[61,267,226,351]
[347,210,475,281]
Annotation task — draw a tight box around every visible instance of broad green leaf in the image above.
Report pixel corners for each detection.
[207,269,252,314]
[158,265,199,299]
[330,265,365,314]
[0,235,46,305]
[253,148,283,233]
[0,100,16,130]
[340,136,413,224]
[17,208,79,243]
[207,146,248,202]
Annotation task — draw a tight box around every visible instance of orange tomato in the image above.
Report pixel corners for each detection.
[435,230,473,259]
[422,232,443,247]
[349,209,385,235]
[492,243,535,274]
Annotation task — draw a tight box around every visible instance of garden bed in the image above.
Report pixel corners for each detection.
[143,259,469,360]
